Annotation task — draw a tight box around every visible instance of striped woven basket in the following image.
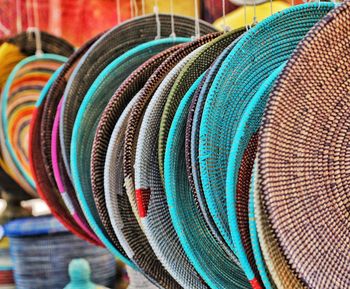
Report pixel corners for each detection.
[5,216,116,289]
[164,75,250,289]
[70,39,190,273]
[1,54,66,196]
[198,2,335,253]
[104,93,180,288]
[133,46,204,286]
[60,14,216,180]
[41,35,102,246]
[258,2,350,288]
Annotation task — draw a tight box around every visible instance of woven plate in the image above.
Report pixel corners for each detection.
[134,46,203,286]
[105,94,180,288]
[1,54,66,196]
[226,63,285,288]
[71,38,188,270]
[41,35,102,245]
[164,75,250,289]
[90,38,189,243]
[259,2,350,288]
[121,41,221,289]
[29,67,97,245]
[185,36,242,258]
[122,35,219,230]
[60,14,215,178]
[199,2,335,251]
[249,163,274,289]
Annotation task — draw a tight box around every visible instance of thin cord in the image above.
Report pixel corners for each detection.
[244,0,248,30]
[270,0,273,15]
[154,2,161,39]
[16,0,23,33]
[116,0,121,24]
[221,0,230,32]
[32,0,40,29]
[26,0,33,28]
[253,0,257,25]
[142,0,146,15]
[194,0,200,39]
[170,0,176,38]
[130,0,134,18]
[27,27,43,56]
[0,21,10,36]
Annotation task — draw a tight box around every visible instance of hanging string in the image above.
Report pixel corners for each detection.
[154,0,161,39]
[26,0,33,28]
[142,0,146,15]
[253,0,257,25]
[130,0,134,18]
[32,0,40,30]
[0,21,10,36]
[116,0,121,24]
[270,0,273,15]
[221,0,230,32]
[132,0,139,17]
[244,0,248,30]
[194,0,200,39]
[16,0,22,33]
[27,27,43,56]
[170,0,176,38]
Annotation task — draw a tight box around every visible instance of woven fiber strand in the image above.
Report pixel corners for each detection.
[60,14,215,178]
[71,39,188,272]
[249,165,274,289]
[105,94,180,289]
[185,37,242,260]
[122,34,219,230]
[158,28,245,180]
[134,47,203,288]
[5,216,116,289]
[199,2,335,252]
[259,2,350,288]
[41,35,102,245]
[29,68,100,246]
[90,38,188,245]
[164,75,250,289]
[1,54,66,196]
[226,64,285,288]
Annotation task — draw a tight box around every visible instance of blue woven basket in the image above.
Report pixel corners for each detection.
[5,216,116,289]
[164,75,251,289]
[199,2,335,253]
[226,63,285,288]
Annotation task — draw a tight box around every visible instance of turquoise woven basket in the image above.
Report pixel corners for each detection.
[199,2,335,253]
[70,38,187,270]
[226,63,285,288]
[164,75,250,289]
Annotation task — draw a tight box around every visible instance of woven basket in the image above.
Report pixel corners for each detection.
[105,94,180,288]
[0,32,73,198]
[258,2,350,288]
[5,216,116,289]
[248,164,275,289]
[60,14,216,179]
[133,46,203,286]
[158,29,245,180]
[226,63,285,288]
[29,65,101,246]
[199,2,335,252]
[185,36,242,259]
[164,75,250,289]
[1,54,66,196]
[40,35,102,245]
[8,31,74,57]
[122,35,219,228]
[70,38,189,271]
